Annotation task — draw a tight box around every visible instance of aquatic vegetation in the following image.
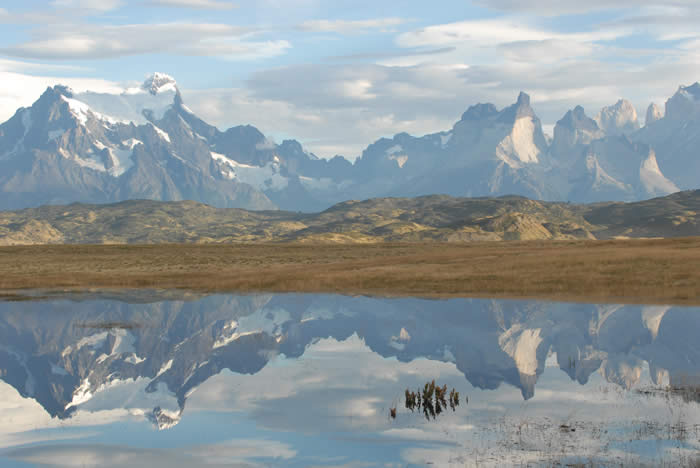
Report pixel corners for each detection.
[400,380,462,420]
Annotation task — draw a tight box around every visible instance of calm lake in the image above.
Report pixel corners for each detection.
[0,293,699,467]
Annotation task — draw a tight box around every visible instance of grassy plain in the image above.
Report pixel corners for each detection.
[1,238,699,305]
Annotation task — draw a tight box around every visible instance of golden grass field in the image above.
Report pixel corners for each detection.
[1,238,699,305]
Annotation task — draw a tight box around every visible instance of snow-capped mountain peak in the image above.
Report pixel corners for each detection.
[141,72,178,95]
[72,74,180,126]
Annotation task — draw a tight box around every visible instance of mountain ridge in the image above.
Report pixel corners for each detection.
[1,73,700,212]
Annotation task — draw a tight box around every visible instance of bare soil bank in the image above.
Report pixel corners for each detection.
[1,238,699,305]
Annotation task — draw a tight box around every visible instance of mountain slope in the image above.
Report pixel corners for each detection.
[1,190,699,245]
[0,78,277,211]
[633,83,700,190]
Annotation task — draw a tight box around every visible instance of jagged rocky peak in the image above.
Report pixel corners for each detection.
[28,85,86,127]
[646,103,663,125]
[461,102,499,121]
[450,91,547,168]
[551,105,604,158]
[498,91,537,123]
[557,105,599,132]
[595,99,640,136]
[458,92,536,124]
[28,85,75,115]
[515,91,532,113]
[141,72,178,95]
[41,84,73,99]
[665,82,700,120]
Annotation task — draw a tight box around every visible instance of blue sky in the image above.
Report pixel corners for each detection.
[1,0,699,158]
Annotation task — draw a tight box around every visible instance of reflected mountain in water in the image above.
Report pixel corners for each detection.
[0,294,698,429]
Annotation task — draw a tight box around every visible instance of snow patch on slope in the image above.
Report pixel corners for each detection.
[75,332,109,350]
[214,306,291,349]
[149,123,171,143]
[66,378,93,409]
[122,138,142,149]
[62,96,91,125]
[61,96,124,126]
[385,145,408,168]
[157,359,174,377]
[211,152,288,191]
[108,147,135,177]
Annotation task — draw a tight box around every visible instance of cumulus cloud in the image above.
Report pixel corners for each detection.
[297,17,407,34]
[148,0,237,9]
[1,23,290,60]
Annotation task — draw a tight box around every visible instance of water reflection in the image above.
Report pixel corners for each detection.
[0,294,699,466]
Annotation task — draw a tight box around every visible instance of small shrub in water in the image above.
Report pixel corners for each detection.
[401,381,462,420]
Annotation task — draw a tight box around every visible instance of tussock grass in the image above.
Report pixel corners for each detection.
[1,238,700,305]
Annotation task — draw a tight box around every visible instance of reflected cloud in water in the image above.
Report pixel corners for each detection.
[0,294,699,466]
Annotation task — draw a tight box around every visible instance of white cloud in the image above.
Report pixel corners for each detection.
[185,439,296,462]
[148,0,237,9]
[298,17,407,34]
[1,23,289,60]
[5,444,243,468]
[398,19,552,48]
[0,58,90,73]
[0,70,124,123]
[51,0,124,12]
[473,0,700,16]
[396,18,622,52]
[0,381,135,450]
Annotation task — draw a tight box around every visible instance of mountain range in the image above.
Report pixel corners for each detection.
[1,190,699,245]
[1,73,699,212]
[1,294,697,429]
